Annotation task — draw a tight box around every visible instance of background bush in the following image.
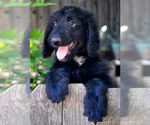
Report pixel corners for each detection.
[0,29,29,92]
[30,29,54,90]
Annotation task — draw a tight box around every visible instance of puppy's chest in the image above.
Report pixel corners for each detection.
[70,68,84,83]
[73,56,85,66]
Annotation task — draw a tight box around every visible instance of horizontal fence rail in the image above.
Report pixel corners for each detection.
[1,84,150,124]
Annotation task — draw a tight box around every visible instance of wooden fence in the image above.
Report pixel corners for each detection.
[0,0,120,33]
[31,84,120,125]
[121,0,150,35]
[30,0,120,39]
[0,84,120,125]
[1,0,150,36]
[0,6,29,31]
[0,84,150,125]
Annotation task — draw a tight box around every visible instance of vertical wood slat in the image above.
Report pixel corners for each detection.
[63,84,94,125]
[36,7,48,31]
[0,84,120,125]
[1,0,149,35]
[97,88,120,125]
[74,0,85,9]
[0,84,30,125]
[11,7,28,31]
[30,84,62,125]
[49,0,60,16]
[85,0,93,12]
[0,8,11,31]
[1,6,29,31]
[30,7,38,30]
[121,0,150,35]
[1,84,150,125]
[97,0,108,28]
[29,0,120,33]
[121,88,150,125]
[30,84,120,125]
[61,0,72,6]
[63,85,120,125]
[108,0,120,39]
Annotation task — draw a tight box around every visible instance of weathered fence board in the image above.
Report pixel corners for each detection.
[99,88,120,125]
[9,7,28,31]
[0,84,30,125]
[0,7,29,31]
[63,84,94,125]
[121,88,150,125]
[121,0,150,34]
[31,84,62,125]
[30,84,120,125]
[30,7,38,30]
[142,77,150,87]
[1,0,149,37]
[29,0,120,36]
[1,84,150,125]
[63,85,120,125]
[0,8,11,30]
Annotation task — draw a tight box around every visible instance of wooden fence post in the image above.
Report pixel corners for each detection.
[31,84,120,125]
[0,84,30,125]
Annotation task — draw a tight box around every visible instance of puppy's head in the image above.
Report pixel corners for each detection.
[43,6,100,61]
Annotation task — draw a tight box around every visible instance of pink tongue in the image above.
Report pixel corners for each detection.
[56,46,69,60]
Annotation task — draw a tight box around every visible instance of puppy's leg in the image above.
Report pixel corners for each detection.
[83,78,108,122]
[45,68,69,103]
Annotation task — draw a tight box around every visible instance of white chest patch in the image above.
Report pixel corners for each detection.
[74,56,85,66]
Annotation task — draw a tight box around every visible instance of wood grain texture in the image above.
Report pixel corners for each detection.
[121,0,150,34]
[60,0,72,6]
[0,8,11,30]
[142,77,150,87]
[2,84,150,125]
[0,84,30,125]
[97,88,120,125]
[121,88,150,125]
[9,7,28,31]
[49,0,60,19]
[30,84,120,125]
[36,7,47,31]
[29,0,120,39]
[0,6,29,31]
[63,84,95,125]
[30,84,62,125]
[30,7,38,30]
[85,0,93,12]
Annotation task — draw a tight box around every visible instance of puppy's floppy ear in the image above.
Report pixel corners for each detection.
[42,21,54,58]
[86,13,100,57]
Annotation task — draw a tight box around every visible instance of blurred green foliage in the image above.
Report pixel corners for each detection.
[0,0,56,92]
[30,0,56,7]
[0,29,24,40]
[0,29,29,92]
[30,29,54,91]
[0,28,54,92]
[30,29,44,40]
[0,0,55,7]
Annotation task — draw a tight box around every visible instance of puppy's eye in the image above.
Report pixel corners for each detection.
[69,21,75,27]
[53,22,57,26]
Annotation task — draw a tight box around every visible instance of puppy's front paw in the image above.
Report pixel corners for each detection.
[83,106,106,122]
[46,76,69,103]
[83,95,107,122]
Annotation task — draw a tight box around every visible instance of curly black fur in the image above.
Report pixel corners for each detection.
[43,6,112,122]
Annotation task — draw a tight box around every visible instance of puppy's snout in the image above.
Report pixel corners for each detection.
[51,38,62,45]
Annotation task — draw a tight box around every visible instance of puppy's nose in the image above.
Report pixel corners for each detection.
[51,38,62,45]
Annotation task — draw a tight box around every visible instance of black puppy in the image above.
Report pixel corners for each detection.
[43,6,112,122]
